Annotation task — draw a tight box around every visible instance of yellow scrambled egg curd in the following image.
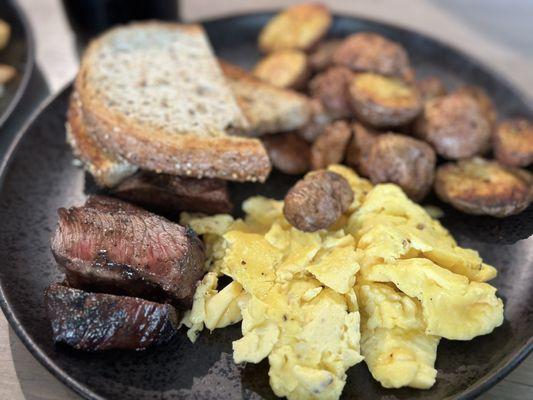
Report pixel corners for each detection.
[180,165,504,398]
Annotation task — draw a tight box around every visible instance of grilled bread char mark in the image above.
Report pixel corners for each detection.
[51,196,205,308]
[45,283,178,351]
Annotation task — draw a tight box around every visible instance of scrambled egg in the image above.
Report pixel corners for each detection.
[181,165,504,399]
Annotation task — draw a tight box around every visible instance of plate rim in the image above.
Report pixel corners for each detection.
[0,0,36,128]
[0,11,532,400]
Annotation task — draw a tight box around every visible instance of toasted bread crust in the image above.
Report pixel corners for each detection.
[66,92,137,187]
[435,158,532,217]
[75,23,271,182]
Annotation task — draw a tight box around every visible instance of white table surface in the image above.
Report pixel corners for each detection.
[1,0,531,399]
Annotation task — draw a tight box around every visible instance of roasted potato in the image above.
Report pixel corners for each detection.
[348,72,422,128]
[435,157,532,217]
[345,122,378,177]
[493,118,533,167]
[309,66,354,119]
[417,76,447,102]
[365,133,436,201]
[455,85,497,129]
[414,92,491,159]
[283,170,354,231]
[308,39,342,71]
[0,64,16,85]
[258,3,332,52]
[296,98,333,142]
[262,131,310,174]
[253,50,309,89]
[332,32,412,80]
[0,19,10,50]
[310,120,352,169]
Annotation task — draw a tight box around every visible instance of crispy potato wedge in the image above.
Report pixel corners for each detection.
[435,157,533,217]
[262,131,310,174]
[414,92,491,159]
[310,120,352,169]
[366,133,436,201]
[308,39,342,71]
[253,50,309,89]
[332,32,412,80]
[493,118,533,167]
[309,66,354,119]
[0,19,10,50]
[296,98,333,142]
[455,85,497,129]
[0,64,16,85]
[348,73,422,128]
[417,76,447,102]
[258,3,332,52]
[345,122,378,177]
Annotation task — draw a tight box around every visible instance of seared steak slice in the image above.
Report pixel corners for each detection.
[51,196,205,308]
[45,283,178,351]
[112,171,233,215]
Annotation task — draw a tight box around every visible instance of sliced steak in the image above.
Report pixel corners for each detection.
[51,196,205,308]
[112,171,232,215]
[45,283,178,351]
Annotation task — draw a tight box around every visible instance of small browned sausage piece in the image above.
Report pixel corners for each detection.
[262,131,311,174]
[283,170,354,231]
[493,118,533,167]
[308,39,342,71]
[296,98,333,142]
[310,120,352,169]
[435,157,533,217]
[414,92,491,159]
[455,85,497,129]
[417,76,447,102]
[348,73,422,128]
[332,32,412,80]
[345,122,379,177]
[309,66,354,119]
[365,133,436,201]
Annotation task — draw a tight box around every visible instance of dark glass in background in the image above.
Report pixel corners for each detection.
[62,0,180,50]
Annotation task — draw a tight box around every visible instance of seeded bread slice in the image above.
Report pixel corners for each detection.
[67,91,137,187]
[75,22,271,182]
[219,60,312,135]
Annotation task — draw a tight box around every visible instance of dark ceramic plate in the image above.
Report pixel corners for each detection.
[0,0,34,128]
[0,13,532,400]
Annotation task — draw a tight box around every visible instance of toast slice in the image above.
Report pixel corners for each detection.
[220,60,312,135]
[75,22,271,182]
[66,91,137,187]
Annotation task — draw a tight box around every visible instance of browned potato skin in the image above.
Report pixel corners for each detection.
[310,120,352,169]
[259,3,332,52]
[348,73,422,128]
[297,98,333,142]
[414,92,491,159]
[345,122,378,177]
[253,50,310,89]
[262,131,310,175]
[435,157,533,217]
[283,170,354,232]
[309,66,354,119]
[332,32,412,80]
[493,119,533,167]
[308,39,342,71]
[417,76,447,102]
[366,133,436,201]
[455,85,497,129]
